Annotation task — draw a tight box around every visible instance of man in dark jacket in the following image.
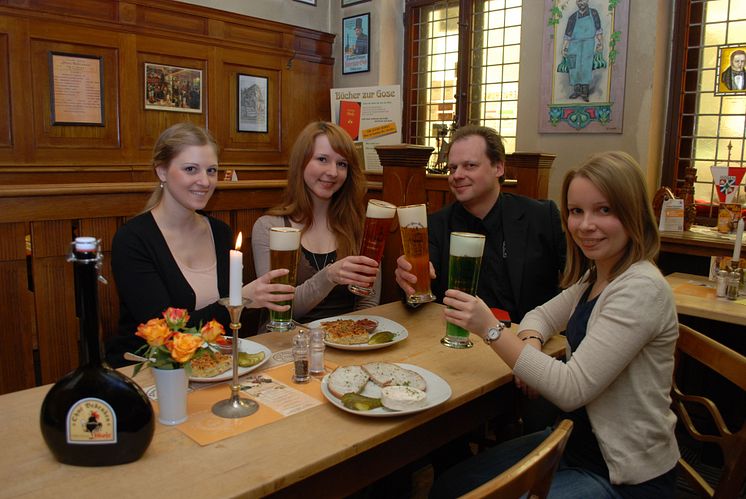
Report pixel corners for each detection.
[395,125,566,326]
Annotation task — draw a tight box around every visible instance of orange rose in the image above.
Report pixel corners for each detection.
[163,307,189,330]
[167,332,203,363]
[200,320,225,343]
[135,318,171,347]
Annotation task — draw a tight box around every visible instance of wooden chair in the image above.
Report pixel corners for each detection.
[459,419,573,499]
[672,324,746,499]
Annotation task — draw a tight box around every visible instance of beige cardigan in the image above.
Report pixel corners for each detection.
[515,260,680,485]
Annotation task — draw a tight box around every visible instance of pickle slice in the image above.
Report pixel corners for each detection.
[237,351,266,367]
[368,331,396,344]
[340,393,383,411]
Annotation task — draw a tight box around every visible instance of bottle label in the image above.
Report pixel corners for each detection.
[66,397,118,444]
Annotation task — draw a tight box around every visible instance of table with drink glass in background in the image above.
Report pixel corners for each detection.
[0,301,565,499]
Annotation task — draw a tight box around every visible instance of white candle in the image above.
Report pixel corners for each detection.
[733,219,744,263]
[229,232,243,306]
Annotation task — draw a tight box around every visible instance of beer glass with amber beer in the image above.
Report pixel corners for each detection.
[349,199,397,297]
[442,232,485,348]
[267,227,301,332]
[397,203,436,305]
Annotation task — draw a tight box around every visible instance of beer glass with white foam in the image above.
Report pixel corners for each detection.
[397,203,436,304]
[349,199,397,297]
[442,232,485,348]
[267,227,301,332]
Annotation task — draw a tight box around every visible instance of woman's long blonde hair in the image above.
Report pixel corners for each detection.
[267,121,366,257]
[560,151,659,288]
[142,122,219,212]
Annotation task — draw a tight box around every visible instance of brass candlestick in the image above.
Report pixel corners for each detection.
[211,298,258,418]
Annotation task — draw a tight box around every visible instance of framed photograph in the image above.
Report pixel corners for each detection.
[715,44,746,96]
[342,13,370,75]
[237,74,268,133]
[49,52,104,126]
[144,62,202,113]
[342,0,370,6]
[293,0,316,4]
[539,0,629,133]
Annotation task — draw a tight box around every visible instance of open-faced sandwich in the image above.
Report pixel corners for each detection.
[326,362,428,412]
[190,351,232,378]
[322,319,370,345]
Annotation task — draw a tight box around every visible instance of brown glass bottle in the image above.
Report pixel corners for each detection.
[40,237,154,466]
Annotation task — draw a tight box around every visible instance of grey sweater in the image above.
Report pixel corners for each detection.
[251,215,379,321]
[516,260,680,485]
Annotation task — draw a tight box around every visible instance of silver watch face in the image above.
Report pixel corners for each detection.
[485,327,501,342]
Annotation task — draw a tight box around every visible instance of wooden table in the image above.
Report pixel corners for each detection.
[660,229,740,258]
[0,301,564,499]
[666,272,746,326]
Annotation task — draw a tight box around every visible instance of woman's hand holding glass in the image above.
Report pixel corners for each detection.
[325,255,379,288]
[442,289,495,336]
[243,268,295,311]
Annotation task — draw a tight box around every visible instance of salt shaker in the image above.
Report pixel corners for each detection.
[716,268,728,297]
[309,328,325,376]
[292,330,310,383]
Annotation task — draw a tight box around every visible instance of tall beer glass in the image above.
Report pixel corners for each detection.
[267,227,301,332]
[442,232,485,349]
[397,203,436,304]
[349,199,397,297]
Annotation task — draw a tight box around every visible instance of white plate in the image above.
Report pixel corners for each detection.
[308,315,409,351]
[320,363,452,417]
[188,339,271,382]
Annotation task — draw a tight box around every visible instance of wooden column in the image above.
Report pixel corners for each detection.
[376,145,433,304]
[501,153,556,199]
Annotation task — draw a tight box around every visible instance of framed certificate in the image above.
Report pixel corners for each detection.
[49,52,104,126]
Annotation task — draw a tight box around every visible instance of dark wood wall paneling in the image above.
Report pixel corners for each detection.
[0,0,335,184]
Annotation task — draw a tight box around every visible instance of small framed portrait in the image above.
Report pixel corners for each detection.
[293,0,316,4]
[49,52,104,126]
[342,13,370,75]
[144,63,202,113]
[715,44,746,96]
[342,0,370,6]
[237,74,268,133]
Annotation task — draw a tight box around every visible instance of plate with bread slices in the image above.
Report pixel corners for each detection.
[320,361,451,417]
[188,339,271,382]
[307,315,409,351]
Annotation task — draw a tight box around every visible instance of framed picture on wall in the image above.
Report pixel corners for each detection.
[715,44,746,96]
[49,52,104,126]
[342,0,370,6]
[294,0,316,5]
[144,62,202,113]
[237,74,268,133]
[342,13,370,74]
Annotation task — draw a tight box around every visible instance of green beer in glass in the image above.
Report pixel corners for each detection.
[267,227,301,332]
[441,232,485,348]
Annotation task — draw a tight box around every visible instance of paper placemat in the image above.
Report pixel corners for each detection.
[151,360,336,446]
[674,283,717,299]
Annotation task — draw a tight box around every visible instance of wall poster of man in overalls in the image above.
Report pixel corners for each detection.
[539,0,629,133]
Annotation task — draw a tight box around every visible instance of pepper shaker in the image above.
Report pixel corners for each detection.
[726,270,741,301]
[309,328,325,376]
[292,330,310,383]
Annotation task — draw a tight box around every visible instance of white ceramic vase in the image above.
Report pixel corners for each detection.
[152,367,188,425]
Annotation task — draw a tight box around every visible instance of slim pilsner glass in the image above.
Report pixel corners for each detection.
[349,199,397,297]
[397,203,436,304]
[267,227,301,332]
[442,232,485,349]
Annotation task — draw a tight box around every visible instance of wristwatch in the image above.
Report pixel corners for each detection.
[483,322,505,345]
